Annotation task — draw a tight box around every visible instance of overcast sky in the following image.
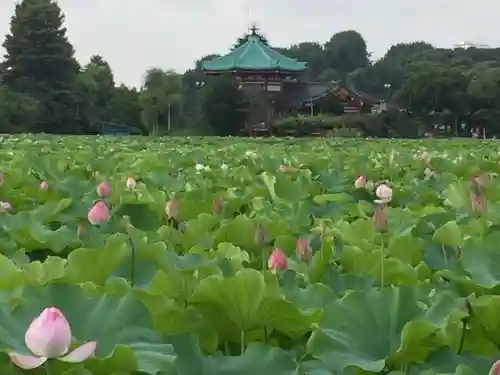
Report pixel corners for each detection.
[0,0,499,88]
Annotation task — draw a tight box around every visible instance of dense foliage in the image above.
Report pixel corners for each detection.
[0,135,500,374]
[1,0,500,136]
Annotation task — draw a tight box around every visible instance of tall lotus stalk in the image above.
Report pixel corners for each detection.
[373,203,388,287]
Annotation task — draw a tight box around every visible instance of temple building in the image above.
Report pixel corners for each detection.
[201,26,379,133]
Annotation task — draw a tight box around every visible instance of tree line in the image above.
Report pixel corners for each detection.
[1,0,500,137]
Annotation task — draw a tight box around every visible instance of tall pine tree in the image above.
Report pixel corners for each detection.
[1,0,80,133]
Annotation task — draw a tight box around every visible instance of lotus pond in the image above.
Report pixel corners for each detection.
[0,135,499,375]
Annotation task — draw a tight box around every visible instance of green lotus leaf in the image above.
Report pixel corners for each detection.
[459,237,500,290]
[307,287,442,373]
[190,268,320,342]
[214,215,256,252]
[115,203,164,231]
[169,333,297,375]
[63,233,130,284]
[0,211,75,253]
[433,221,464,247]
[415,348,496,375]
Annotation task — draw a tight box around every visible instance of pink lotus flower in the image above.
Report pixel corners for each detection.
[0,201,12,212]
[40,180,48,190]
[125,177,136,190]
[96,182,111,197]
[354,176,366,188]
[8,307,97,370]
[489,360,500,375]
[296,238,312,261]
[268,248,287,271]
[88,201,110,225]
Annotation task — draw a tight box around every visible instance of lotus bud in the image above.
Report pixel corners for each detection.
[254,223,267,245]
[373,204,388,232]
[278,164,291,172]
[40,180,48,190]
[268,248,287,271]
[468,177,482,196]
[475,172,489,189]
[471,193,486,215]
[8,307,97,370]
[125,177,136,190]
[0,171,4,185]
[489,360,500,375]
[421,150,429,163]
[165,199,179,219]
[87,201,110,225]
[296,238,312,261]
[375,184,392,204]
[0,201,12,212]
[212,196,222,215]
[354,176,366,188]
[96,182,111,197]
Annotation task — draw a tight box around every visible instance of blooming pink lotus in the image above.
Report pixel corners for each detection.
[87,201,110,225]
[9,307,97,370]
[354,176,366,188]
[125,177,136,190]
[268,248,287,271]
[40,180,49,190]
[96,182,111,197]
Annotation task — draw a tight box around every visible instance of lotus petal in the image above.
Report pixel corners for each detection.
[59,341,97,363]
[8,352,47,370]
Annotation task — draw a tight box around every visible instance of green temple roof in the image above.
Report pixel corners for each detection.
[202,34,307,73]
